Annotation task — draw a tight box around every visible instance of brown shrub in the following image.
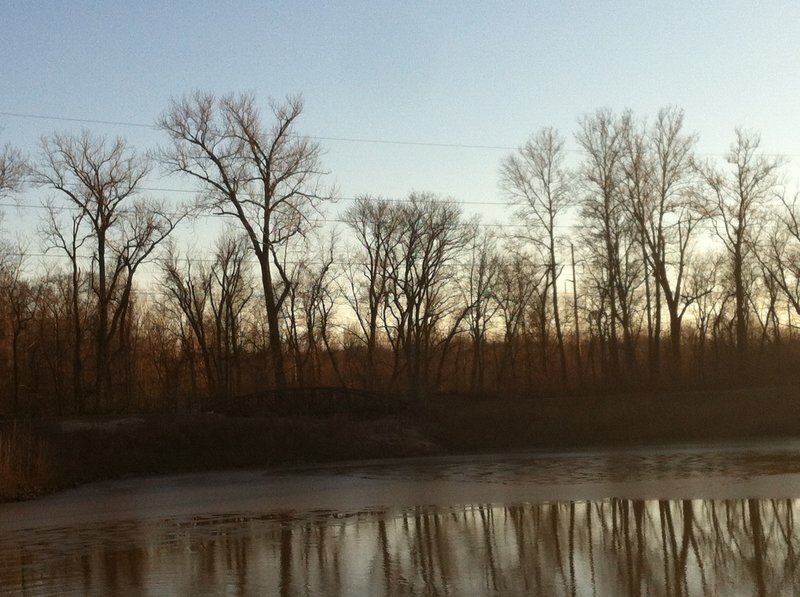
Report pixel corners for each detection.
[0,421,54,500]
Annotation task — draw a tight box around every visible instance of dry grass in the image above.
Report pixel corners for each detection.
[4,384,800,502]
[0,421,54,500]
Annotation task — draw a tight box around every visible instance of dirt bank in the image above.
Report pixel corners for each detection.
[0,413,441,501]
[3,384,800,501]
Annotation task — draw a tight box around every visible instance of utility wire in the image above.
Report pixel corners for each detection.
[0,110,519,151]
[0,111,156,130]
[0,205,537,229]
[4,251,563,274]
[5,109,794,157]
[3,191,510,207]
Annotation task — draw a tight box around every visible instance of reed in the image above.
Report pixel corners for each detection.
[0,420,53,500]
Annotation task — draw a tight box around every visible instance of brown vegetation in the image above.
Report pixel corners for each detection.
[0,421,52,499]
[3,100,799,417]
[4,385,800,502]
[3,95,800,500]
[0,413,437,501]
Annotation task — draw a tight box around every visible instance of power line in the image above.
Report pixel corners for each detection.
[0,110,521,151]
[4,189,510,207]
[0,204,534,229]
[0,111,157,130]
[4,251,552,271]
[311,135,516,151]
[138,189,508,206]
[7,108,795,157]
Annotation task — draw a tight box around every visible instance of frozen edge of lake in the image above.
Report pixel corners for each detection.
[5,437,800,532]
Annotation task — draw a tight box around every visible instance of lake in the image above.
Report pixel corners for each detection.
[3,438,800,595]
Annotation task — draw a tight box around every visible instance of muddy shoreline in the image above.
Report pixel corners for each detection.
[3,385,800,502]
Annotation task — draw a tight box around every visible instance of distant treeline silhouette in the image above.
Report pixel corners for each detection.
[1,95,799,415]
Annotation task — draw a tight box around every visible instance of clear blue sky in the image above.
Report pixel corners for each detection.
[2,1,800,227]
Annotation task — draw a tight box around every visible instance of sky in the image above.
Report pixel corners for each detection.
[2,1,800,246]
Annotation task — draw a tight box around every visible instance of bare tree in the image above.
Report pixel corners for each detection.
[161,241,214,408]
[494,252,539,394]
[342,195,402,389]
[749,256,781,351]
[620,115,659,378]
[209,232,254,399]
[158,92,330,390]
[33,131,181,411]
[161,230,253,408]
[500,127,573,385]
[0,141,27,412]
[696,129,784,368]
[41,200,90,411]
[312,234,347,389]
[622,107,701,376]
[760,194,800,330]
[0,247,40,413]
[383,193,468,399]
[284,232,340,388]
[685,251,725,381]
[0,142,26,197]
[342,194,471,396]
[138,305,184,412]
[460,222,499,393]
[576,109,641,384]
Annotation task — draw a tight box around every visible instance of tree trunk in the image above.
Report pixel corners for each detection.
[260,257,287,389]
[550,243,568,387]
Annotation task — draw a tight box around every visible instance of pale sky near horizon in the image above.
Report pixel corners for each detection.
[2,1,800,242]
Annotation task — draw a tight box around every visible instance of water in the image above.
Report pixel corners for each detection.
[3,439,800,595]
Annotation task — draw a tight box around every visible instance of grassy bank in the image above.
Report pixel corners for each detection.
[3,385,800,502]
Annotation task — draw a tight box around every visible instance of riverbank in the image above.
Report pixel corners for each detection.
[418,384,800,451]
[0,414,440,501]
[3,384,800,501]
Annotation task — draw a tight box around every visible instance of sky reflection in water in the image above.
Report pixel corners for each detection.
[3,441,800,595]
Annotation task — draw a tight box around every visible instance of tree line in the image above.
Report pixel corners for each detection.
[1,94,798,415]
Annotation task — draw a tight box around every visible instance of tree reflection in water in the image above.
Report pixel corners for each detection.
[2,499,799,595]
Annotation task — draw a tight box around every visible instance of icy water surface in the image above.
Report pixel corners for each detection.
[4,439,800,595]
